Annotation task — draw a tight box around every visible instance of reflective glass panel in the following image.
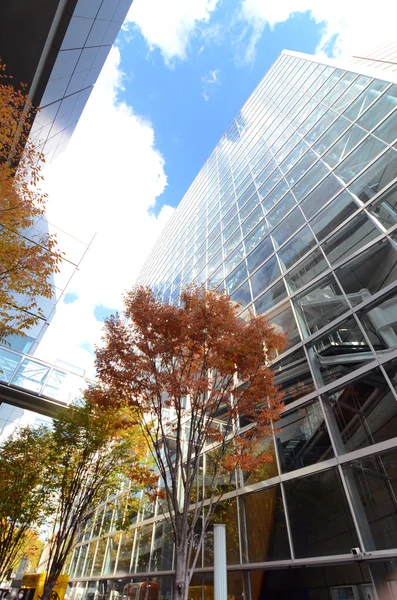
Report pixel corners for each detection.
[244,486,291,562]
[271,207,305,248]
[300,173,343,220]
[335,136,386,184]
[358,288,397,357]
[284,467,359,558]
[275,399,333,473]
[308,316,376,387]
[322,212,380,265]
[272,348,315,404]
[348,148,397,203]
[357,84,397,132]
[246,236,273,274]
[343,80,389,122]
[250,256,280,298]
[323,125,368,169]
[373,108,397,144]
[322,368,397,455]
[254,280,287,314]
[267,300,300,347]
[310,190,359,242]
[278,225,316,271]
[285,248,328,292]
[367,181,397,230]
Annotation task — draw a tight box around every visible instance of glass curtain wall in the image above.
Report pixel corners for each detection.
[69,51,397,600]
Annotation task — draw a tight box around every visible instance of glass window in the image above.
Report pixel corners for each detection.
[224,243,244,275]
[335,136,386,184]
[262,179,291,212]
[286,150,318,187]
[292,161,330,202]
[323,71,357,107]
[222,204,237,229]
[342,448,397,551]
[231,280,252,307]
[241,205,264,237]
[102,534,121,576]
[267,300,300,347]
[226,261,248,295]
[285,248,328,292]
[237,181,256,208]
[297,100,327,134]
[343,79,390,122]
[284,467,359,558]
[267,193,296,229]
[151,521,173,571]
[310,190,359,242]
[246,236,273,274]
[348,148,397,203]
[272,348,315,404]
[275,399,333,473]
[224,226,242,257]
[244,218,269,254]
[83,541,97,577]
[313,115,351,156]
[254,280,287,314]
[373,108,397,144]
[92,538,107,576]
[367,181,397,230]
[357,84,397,132]
[204,498,240,566]
[278,225,316,271]
[250,255,280,298]
[258,168,282,199]
[272,207,305,248]
[300,173,343,220]
[134,524,153,573]
[322,368,397,455]
[323,125,368,169]
[239,192,259,223]
[117,530,134,574]
[335,238,397,306]
[305,109,338,145]
[322,212,380,265]
[244,486,291,562]
[358,288,397,356]
[294,273,348,337]
[332,75,371,113]
[307,316,376,387]
[279,140,308,174]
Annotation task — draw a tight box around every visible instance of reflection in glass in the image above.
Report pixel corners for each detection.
[102,534,121,576]
[349,148,397,203]
[300,173,343,220]
[367,182,397,230]
[308,317,376,387]
[254,280,287,314]
[275,400,333,473]
[204,499,240,566]
[322,212,380,266]
[278,226,316,271]
[272,348,315,404]
[135,524,153,573]
[343,449,397,550]
[116,530,134,574]
[267,301,300,347]
[284,467,359,558]
[244,486,290,562]
[285,248,328,292]
[310,190,359,242]
[294,273,348,337]
[250,256,280,298]
[151,521,173,571]
[271,207,305,248]
[322,368,397,454]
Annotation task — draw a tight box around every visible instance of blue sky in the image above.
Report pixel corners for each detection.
[117,8,326,214]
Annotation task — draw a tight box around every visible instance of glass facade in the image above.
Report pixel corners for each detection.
[68,51,397,599]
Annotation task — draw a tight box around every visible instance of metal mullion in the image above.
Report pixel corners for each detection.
[336,463,369,552]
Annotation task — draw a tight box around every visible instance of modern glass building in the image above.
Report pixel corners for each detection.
[66,48,397,600]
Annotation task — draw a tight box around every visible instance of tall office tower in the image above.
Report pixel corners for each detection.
[66,50,397,600]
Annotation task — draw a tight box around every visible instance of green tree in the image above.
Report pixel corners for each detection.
[0,426,55,581]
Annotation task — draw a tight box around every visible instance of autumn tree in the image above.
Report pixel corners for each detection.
[41,399,155,600]
[0,425,55,582]
[0,61,62,340]
[95,285,286,600]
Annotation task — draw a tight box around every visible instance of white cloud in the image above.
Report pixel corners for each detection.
[201,68,220,101]
[125,0,219,63]
[239,0,397,63]
[37,47,173,377]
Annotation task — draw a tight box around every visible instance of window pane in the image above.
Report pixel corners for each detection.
[323,125,368,169]
[308,316,375,387]
[284,467,359,558]
[335,136,386,184]
[246,236,273,274]
[285,248,328,292]
[310,190,359,242]
[286,150,318,187]
[294,274,348,337]
[272,348,315,404]
[278,225,316,271]
[300,173,343,220]
[322,368,397,454]
[348,148,397,203]
[275,399,333,473]
[373,108,397,144]
[357,84,397,132]
[358,288,397,356]
[267,192,296,229]
[335,238,397,306]
[343,80,389,122]
[332,75,371,113]
[367,181,397,230]
[204,498,240,566]
[322,212,380,265]
[267,300,300,347]
[342,449,397,551]
[313,115,351,156]
[231,279,252,307]
[292,161,330,202]
[254,280,287,314]
[244,217,269,252]
[241,205,264,237]
[250,256,280,298]
[226,261,247,295]
[272,207,305,248]
[151,521,173,571]
[244,486,291,562]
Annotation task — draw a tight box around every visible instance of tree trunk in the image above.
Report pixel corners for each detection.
[173,543,190,600]
[41,573,58,600]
